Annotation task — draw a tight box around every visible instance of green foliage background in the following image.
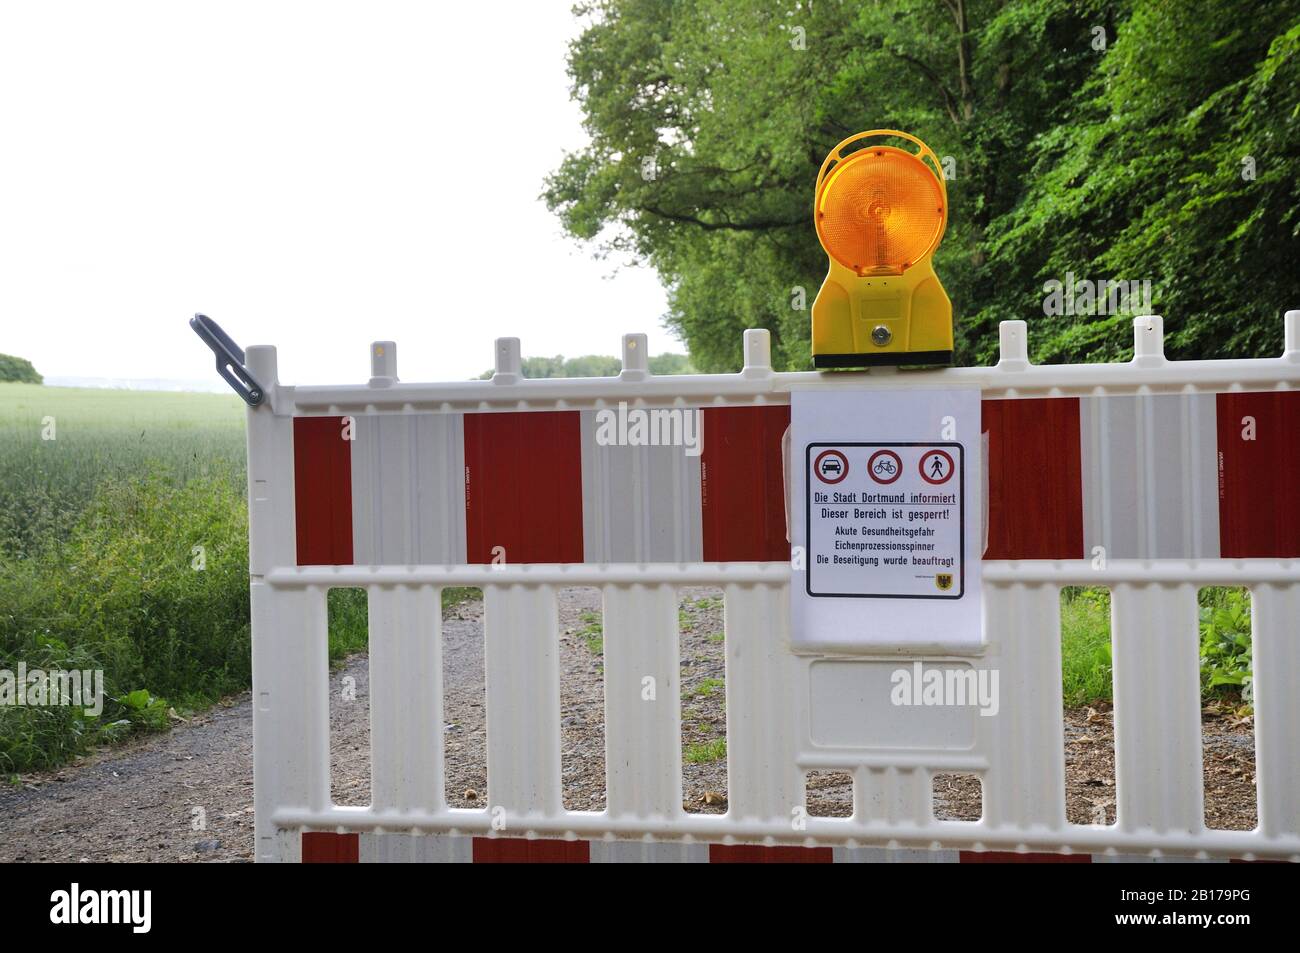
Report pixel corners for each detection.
[478,351,696,379]
[545,0,1300,370]
[0,354,43,384]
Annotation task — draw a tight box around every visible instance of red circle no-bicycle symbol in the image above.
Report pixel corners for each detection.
[814,449,849,484]
[867,449,903,484]
[919,448,956,485]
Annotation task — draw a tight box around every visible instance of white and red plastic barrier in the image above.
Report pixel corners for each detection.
[242,314,1300,863]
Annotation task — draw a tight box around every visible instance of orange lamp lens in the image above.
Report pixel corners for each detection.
[815,148,945,275]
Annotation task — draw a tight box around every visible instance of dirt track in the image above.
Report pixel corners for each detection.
[0,588,1257,861]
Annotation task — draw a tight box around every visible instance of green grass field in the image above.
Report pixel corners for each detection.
[0,384,256,771]
[0,383,247,558]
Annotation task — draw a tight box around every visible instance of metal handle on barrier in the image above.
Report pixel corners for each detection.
[189,313,266,406]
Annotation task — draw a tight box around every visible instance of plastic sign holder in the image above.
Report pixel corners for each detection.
[791,387,982,652]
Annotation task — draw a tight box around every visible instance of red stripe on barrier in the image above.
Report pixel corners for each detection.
[959,850,1091,863]
[1216,391,1300,557]
[293,416,354,566]
[471,837,591,863]
[301,832,359,863]
[982,397,1084,559]
[700,406,791,562]
[709,844,833,864]
[463,411,584,565]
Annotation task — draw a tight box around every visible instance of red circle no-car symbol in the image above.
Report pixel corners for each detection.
[814,449,849,484]
[919,448,955,484]
[867,449,903,484]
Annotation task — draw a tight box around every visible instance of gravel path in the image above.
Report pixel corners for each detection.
[0,588,1257,861]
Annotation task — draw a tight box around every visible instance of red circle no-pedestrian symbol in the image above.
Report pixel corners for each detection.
[919,449,955,484]
[814,449,849,484]
[867,449,903,484]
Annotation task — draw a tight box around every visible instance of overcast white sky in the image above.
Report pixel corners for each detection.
[0,1,678,387]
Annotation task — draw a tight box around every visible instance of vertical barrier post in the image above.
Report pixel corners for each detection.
[997,320,1029,370]
[369,340,397,386]
[1132,315,1165,364]
[1284,309,1299,359]
[621,333,650,381]
[247,345,330,862]
[741,329,772,378]
[492,338,522,384]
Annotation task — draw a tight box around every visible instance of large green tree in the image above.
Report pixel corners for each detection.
[546,0,1300,370]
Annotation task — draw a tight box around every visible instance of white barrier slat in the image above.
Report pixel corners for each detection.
[485,585,562,821]
[246,382,304,862]
[857,766,928,825]
[252,584,329,862]
[1081,394,1220,559]
[983,582,1065,829]
[580,413,702,563]
[245,399,297,576]
[724,583,801,823]
[1112,583,1203,834]
[352,414,466,565]
[359,832,472,862]
[602,584,683,820]
[368,585,444,814]
[1252,583,1300,839]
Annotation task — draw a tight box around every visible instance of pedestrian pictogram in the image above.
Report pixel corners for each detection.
[867,449,903,485]
[920,448,955,484]
[814,449,849,484]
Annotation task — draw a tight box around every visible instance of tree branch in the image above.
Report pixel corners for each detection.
[638,205,804,232]
[888,48,962,125]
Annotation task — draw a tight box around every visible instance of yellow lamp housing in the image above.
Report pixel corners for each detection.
[811,129,952,368]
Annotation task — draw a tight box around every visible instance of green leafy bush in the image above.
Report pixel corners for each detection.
[0,475,250,771]
[1199,587,1253,703]
[1060,585,1256,708]
[1060,587,1114,706]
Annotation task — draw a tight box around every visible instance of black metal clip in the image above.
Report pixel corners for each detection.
[189,313,266,406]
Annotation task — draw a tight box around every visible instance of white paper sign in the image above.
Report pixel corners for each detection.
[791,388,982,648]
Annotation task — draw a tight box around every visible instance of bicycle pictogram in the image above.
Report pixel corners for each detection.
[867,449,903,484]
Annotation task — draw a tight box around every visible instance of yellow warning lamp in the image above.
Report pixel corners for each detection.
[811,130,952,368]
